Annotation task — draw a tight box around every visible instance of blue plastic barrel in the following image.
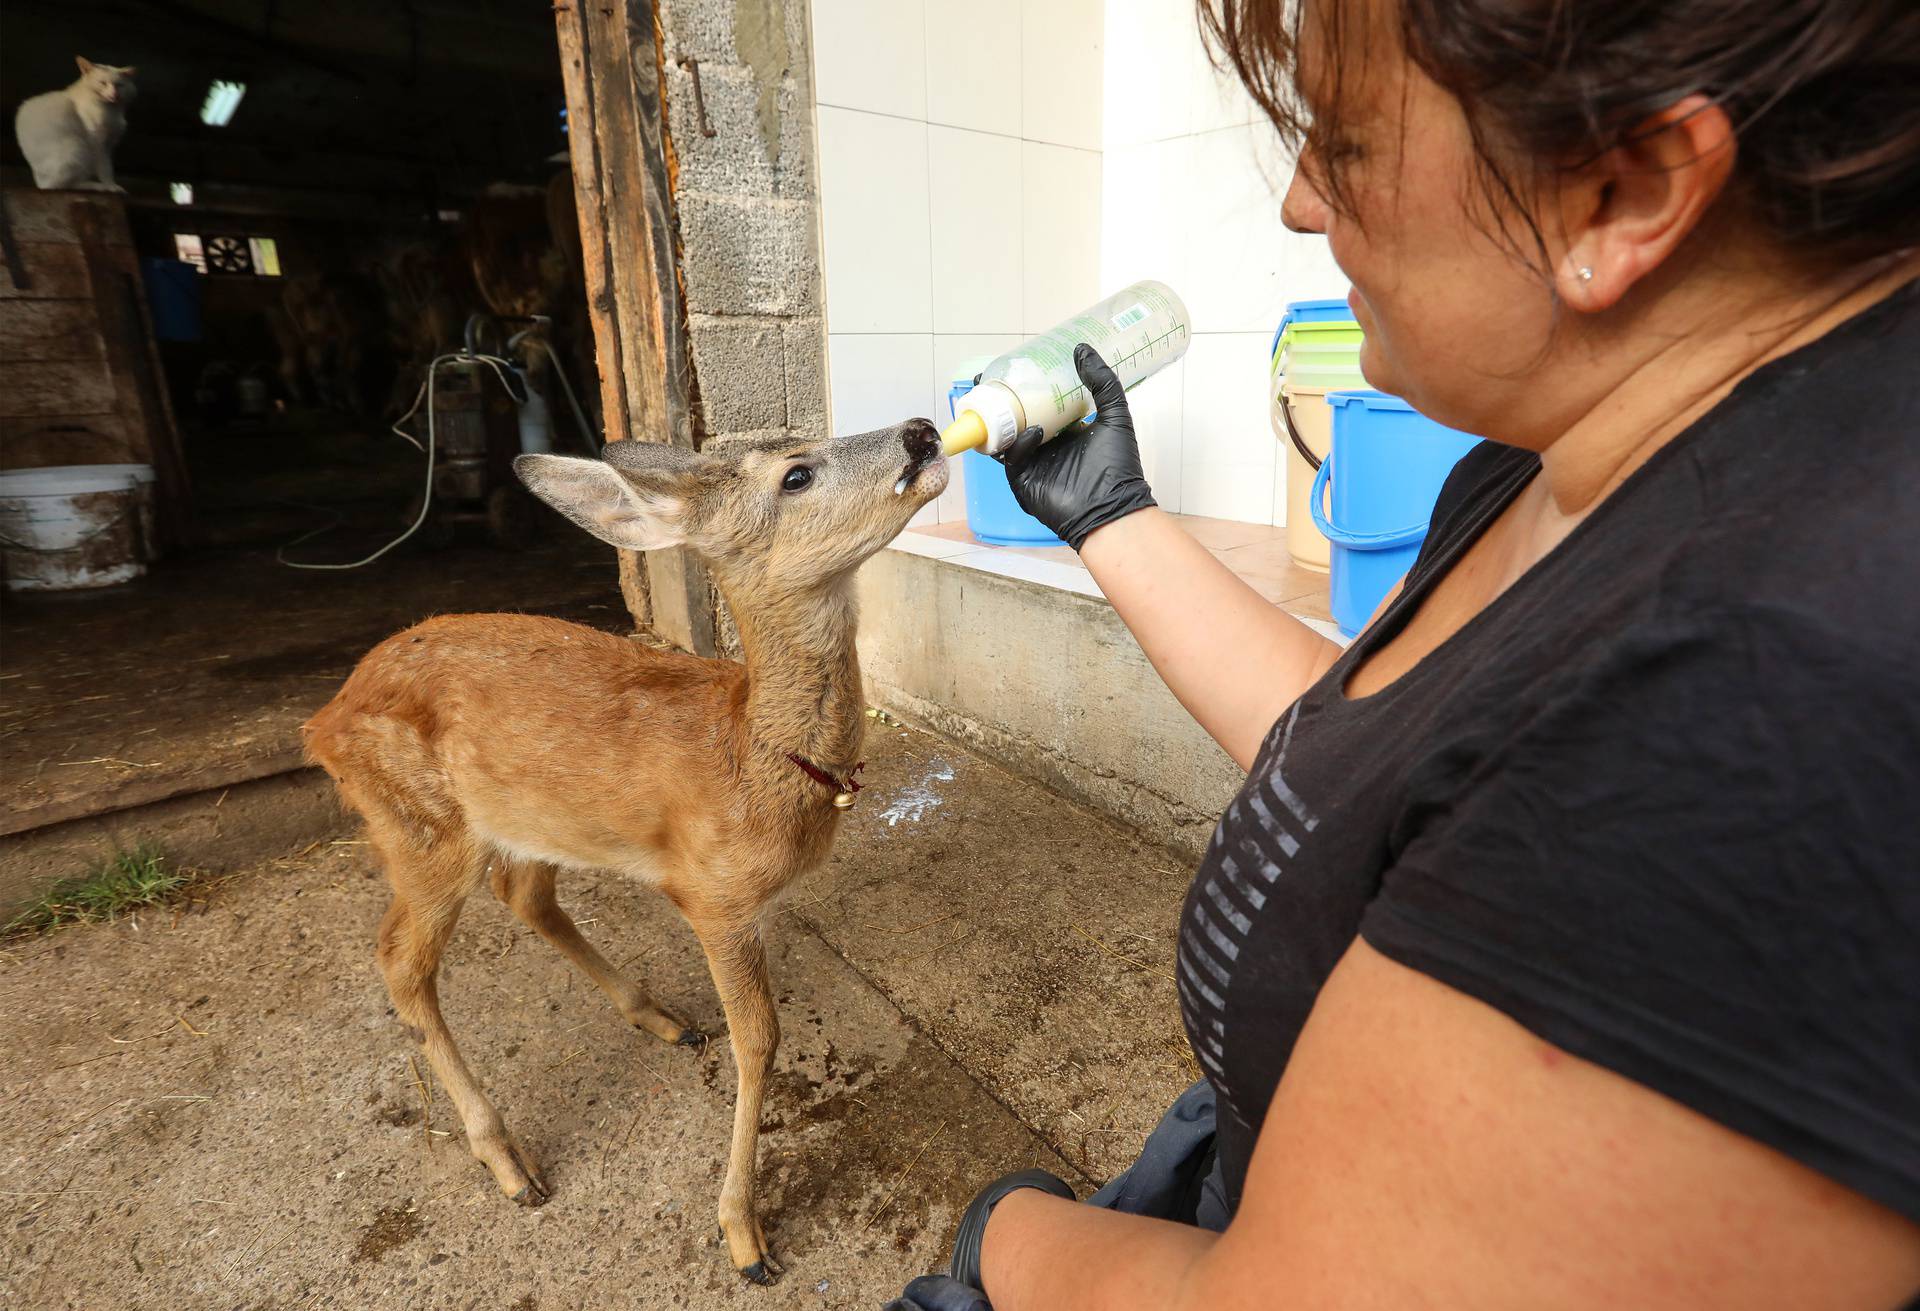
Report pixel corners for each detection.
[140,257,203,342]
[950,377,1064,546]
[1309,390,1480,637]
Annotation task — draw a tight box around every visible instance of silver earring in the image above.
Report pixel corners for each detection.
[1577,265,1594,282]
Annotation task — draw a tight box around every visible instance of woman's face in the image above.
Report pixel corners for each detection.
[1281,5,1571,447]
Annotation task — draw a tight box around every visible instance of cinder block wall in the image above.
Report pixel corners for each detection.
[663,0,826,443]
[659,0,828,653]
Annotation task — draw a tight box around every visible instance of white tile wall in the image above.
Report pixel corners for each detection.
[815,0,1355,536]
[816,107,933,334]
[1021,141,1102,332]
[1179,332,1277,522]
[812,0,928,119]
[1129,358,1186,512]
[924,0,1022,137]
[1182,123,1298,334]
[929,127,1024,334]
[1022,0,1104,150]
[1100,136,1191,297]
[1097,0,1352,524]
[799,0,1430,692]
[1103,0,1200,145]
[1187,22,1253,135]
[827,334,939,526]
[828,334,935,436]
[814,0,1103,536]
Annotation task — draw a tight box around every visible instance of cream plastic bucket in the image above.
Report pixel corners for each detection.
[1275,386,1334,571]
[1270,310,1367,572]
[0,464,149,591]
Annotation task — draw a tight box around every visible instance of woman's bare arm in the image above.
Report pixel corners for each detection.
[979,939,1920,1310]
[1079,508,1344,770]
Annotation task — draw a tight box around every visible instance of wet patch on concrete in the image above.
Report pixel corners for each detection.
[351,1201,426,1264]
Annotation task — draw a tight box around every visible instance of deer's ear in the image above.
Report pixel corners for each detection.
[515,454,687,552]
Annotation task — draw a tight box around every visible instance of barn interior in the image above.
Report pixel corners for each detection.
[2,0,621,832]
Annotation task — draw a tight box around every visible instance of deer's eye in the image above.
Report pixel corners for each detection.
[781,465,814,493]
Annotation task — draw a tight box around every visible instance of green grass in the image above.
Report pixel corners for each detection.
[3,846,196,937]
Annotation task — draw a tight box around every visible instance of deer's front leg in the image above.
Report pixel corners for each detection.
[693,919,782,1285]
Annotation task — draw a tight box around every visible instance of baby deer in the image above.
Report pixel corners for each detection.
[304,421,948,1284]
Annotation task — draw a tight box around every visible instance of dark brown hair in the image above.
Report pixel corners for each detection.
[1198,0,1920,267]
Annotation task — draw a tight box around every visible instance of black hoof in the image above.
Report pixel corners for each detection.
[676,1028,708,1048]
[510,1184,547,1208]
[740,1261,776,1286]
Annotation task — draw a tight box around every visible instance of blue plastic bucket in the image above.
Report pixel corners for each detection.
[950,376,1063,546]
[1266,296,1355,358]
[1310,390,1480,637]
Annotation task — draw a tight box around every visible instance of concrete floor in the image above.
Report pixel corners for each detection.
[0,725,1196,1309]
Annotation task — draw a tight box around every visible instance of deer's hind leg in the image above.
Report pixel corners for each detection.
[488,856,700,1045]
[368,813,550,1206]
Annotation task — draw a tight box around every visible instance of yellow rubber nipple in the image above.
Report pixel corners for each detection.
[940,411,988,457]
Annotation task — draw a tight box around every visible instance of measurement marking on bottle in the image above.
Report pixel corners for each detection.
[1046,324,1192,412]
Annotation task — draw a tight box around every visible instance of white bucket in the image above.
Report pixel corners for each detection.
[0,464,150,591]
[86,463,159,562]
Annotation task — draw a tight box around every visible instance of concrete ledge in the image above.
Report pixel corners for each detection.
[0,768,342,917]
[856,548,1245,861]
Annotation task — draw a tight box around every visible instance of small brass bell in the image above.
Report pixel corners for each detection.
[832,791,856,809]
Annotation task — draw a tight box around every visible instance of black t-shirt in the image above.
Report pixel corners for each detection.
[1177,280,1920,1228]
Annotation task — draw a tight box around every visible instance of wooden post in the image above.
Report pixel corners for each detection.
[554,0,718,654]
[0,189,190,546]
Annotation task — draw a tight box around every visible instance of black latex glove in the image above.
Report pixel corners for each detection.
[882,1274,992,1311]
[949,1167,1077,1291]
[994,344,1157,551]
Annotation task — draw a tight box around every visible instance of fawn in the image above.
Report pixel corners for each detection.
[304,420,948,1284]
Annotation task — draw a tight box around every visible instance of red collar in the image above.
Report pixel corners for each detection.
[786,753,865,807]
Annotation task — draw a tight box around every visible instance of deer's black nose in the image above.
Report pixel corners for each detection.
[902,419,940,464]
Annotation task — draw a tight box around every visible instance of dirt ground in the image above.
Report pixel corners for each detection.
[0,725,1198,1309]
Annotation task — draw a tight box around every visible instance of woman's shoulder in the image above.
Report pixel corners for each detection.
[1656,281,1920,630]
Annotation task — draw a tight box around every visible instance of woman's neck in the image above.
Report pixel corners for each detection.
[1535,253,1919,522]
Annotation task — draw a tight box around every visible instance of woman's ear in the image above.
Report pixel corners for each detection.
[1557,94,1739,310]
[514,454,688,552]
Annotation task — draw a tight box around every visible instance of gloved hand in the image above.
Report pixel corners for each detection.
[949,1167,1077,1290]
[884,1167,1076,1309]
[883,1274,992,1311]
[994,344,1157,551]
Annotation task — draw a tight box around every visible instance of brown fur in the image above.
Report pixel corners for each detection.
[304,420,947,1283]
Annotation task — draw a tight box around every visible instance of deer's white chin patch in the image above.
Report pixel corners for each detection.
[897,455,949,500]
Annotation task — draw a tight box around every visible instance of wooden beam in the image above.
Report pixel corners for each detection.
[0,244,92,301]
[63,197,192,544]
[554,0,716,655]
[0,301,108,362]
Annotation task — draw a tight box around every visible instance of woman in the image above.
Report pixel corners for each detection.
[893,0,1919,1306]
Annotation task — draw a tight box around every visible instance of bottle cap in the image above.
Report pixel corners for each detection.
[952,384,1021,455]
